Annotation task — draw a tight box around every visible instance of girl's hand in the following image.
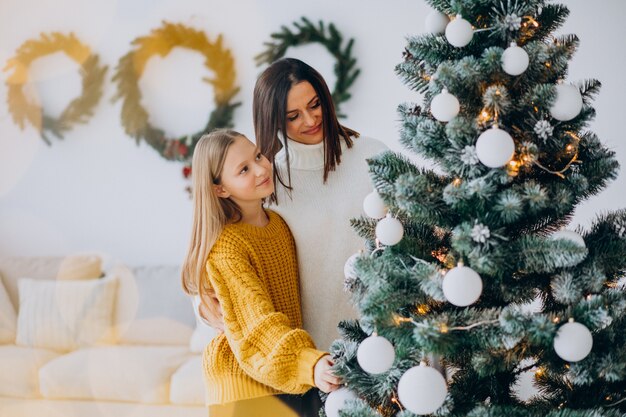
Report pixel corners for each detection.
[313,355,342,393]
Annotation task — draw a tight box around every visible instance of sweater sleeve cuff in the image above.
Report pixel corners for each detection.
[296,348,328,387]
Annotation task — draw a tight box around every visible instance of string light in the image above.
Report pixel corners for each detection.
[391,394,404,410]
[507,159,520,176]
[417,304,430,315]
[453,177,462,186]
[607,397,626,407]
[393,315,413,325]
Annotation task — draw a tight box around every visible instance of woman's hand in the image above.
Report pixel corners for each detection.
[198,290,225,333]
[313,355,341,393]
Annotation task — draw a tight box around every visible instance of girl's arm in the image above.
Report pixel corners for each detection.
[207,252,328,394]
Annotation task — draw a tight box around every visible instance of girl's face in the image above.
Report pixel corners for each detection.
[215,135,274,204]
[285,81,324,145]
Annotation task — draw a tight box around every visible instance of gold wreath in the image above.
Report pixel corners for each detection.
[4,32,107,145]
[112,21,240,162]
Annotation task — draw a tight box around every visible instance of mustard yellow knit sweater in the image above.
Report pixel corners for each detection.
[202,210,327,405]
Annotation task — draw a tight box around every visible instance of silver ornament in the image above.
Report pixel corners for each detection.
[471,223,491,243]
[504,14,522,31]
[460,145,479,165]
[534,119,553,141]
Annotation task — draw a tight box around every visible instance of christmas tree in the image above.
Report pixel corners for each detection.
[326,2,626,417]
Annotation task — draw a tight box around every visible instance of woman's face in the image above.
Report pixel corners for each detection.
[285,81,324,145]
[215,135,274,204]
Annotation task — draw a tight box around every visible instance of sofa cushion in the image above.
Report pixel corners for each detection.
[114,265,195,345]
[0,274,17,343]
[0,256,64,311]
[39,346,191,404]
[56,254,102,280]
[189,295,218,353]
[0,345,59,398]
[16,275,118,352]
[170,355,206,405]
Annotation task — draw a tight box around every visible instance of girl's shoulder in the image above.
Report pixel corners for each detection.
[209,226,249,259]
[212,210,290,251]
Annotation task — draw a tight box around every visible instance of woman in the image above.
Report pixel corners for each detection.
[252,58,388,351]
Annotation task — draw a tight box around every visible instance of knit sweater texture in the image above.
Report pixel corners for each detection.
[270,135,388,350]
[202,210,327,405]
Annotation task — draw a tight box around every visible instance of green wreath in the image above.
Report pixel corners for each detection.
[4,32,107,145]
[112,22,240,165]
[255,17,360,118]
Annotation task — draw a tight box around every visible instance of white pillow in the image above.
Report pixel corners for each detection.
[114,265,194,345]
[0,275,17,344]
[16,275,118,352]
[189,295,218,353]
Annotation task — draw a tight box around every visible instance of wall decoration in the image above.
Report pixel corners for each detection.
[255,17,360,117]
[4,32,107,145]
[112,21,240,170]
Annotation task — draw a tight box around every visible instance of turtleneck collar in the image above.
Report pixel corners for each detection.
[274,131,325,171]
[274,131,351,171]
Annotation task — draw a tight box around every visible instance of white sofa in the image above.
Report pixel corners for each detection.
[0,256,213,417]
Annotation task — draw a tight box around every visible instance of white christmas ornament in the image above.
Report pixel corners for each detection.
[425,10,450,34]
[475,125,515,168]
[431,88,460,122]
[442,264,483,306]
[363,190,387,219]
[550,83,583,121]
[398,363,448,415]
[325,387,358,417]
[357,334,395,374]
[376,214,404,246]
[445,15,473,47]
[502,42,529,76]
[550,230,586,249]
[554,320,593,362]
[344,252,361,281]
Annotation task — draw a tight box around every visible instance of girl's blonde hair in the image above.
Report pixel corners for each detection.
[181,129,245,307]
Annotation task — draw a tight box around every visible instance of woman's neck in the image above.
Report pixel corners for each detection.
[237,202,269,227]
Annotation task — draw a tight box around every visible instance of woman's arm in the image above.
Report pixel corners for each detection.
[207,252,328,394]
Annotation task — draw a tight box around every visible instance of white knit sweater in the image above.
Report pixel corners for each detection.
[269,135,387,350]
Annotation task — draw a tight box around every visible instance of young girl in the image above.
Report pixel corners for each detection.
[181,129,339,417]
[252,58,388,350]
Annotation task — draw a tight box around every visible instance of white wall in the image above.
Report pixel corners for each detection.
[1,0,625,266]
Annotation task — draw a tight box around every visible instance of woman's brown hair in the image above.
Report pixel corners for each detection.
[253,58,359,203]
